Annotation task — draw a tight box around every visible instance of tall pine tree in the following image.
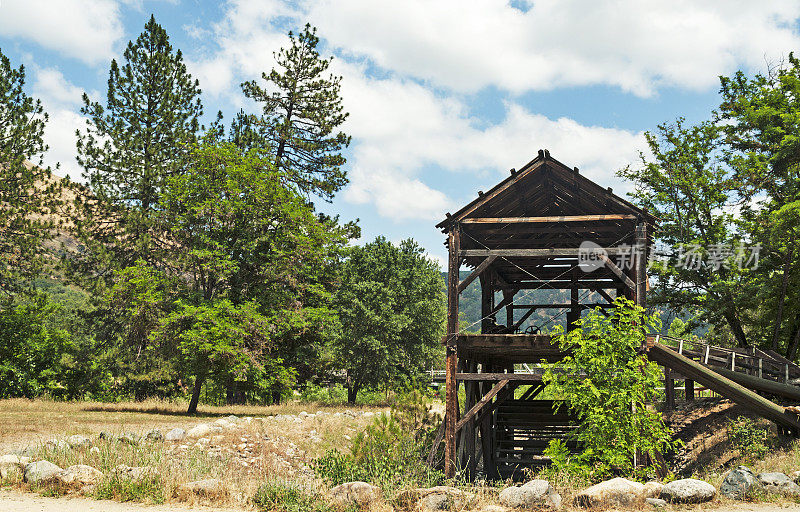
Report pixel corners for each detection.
[0,48,63,295]
[242,24,350,201]
[73,15,202,286]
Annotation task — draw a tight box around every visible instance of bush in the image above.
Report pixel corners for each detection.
[728,416,770,461]
[253,480,333,512]
[542,298,680,481]
[313,390,443,494]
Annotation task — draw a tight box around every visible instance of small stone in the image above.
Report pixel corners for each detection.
[213,418,232,428]
[660,478,716,504]
[98,431,112,440]
[24,460,63,484]
[420,493,450,510]
[89,447,100,455]
[758,472,800,496]
[61,465,103,485]
[145,429,164,442]
[45,439,69,451]
[67,435,91,449]
[646,497,668,508]
[177,478,224,498]
[330,481,381,506]
[721,466,762,500]
[575,477,644,507]
[165,428,186,441]
[187,424,212,438]
[500,479,560,509]
[791,470,800,483]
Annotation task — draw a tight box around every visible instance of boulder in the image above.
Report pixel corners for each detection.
[58,464,103,485]
[330,481,381,506]
[67,435,91,449]
[145,429,164,442]
[720,466,762,500]
[24,460,63,484]
[758,472,800,496]
[660,478,716,504]
[791,470,800,483]
[45,439,69,451]
[0,454,28,480]
[213,418,232,428]
[400,486,474,510]
[113,464,156,481]
[643,481,663,499]
[165,428,186,441]
[177,478,224,498]
[499,479,561,509]
[646,497,668,508]
[575,477,644,507]
[187,423,212,439]
[420,493,450,511]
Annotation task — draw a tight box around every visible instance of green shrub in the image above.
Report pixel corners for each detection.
[313,391,443,494]
[253,480,333,512]
[542,298,681,481]
[728,416,769,461]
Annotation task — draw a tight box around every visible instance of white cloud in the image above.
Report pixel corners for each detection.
[0,0,123,65]
[31,66,90,179]
[309,0,800,96]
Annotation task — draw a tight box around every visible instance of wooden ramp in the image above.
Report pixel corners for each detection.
[649,343,800,433]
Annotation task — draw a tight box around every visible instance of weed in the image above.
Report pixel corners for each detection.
[728,416,770,461]
[253,479,333,512]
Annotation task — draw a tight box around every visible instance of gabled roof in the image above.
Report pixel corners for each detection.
[436,149,656,231]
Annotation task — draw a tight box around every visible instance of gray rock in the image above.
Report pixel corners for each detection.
[187,423,212,439]
[145,429,163,442]
[24,460,63,484]
[330,481,381,506]
[420,493,450,511]
[45,439,69,451]
[758,472,800,496]
[98,431,112,440]
[177,478,223,497]
[499,479,560,509]
[58,464,103,485]
[791,470,800,483]
[660,478,716,503]
[165,428,186,441]
[720,466,762,500]
[0,454,28,480]
[646,497,668,508]
[575,477,644,507]
[67,435,91,449]
[643,481,663,498]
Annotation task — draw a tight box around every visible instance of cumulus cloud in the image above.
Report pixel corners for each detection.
[0,0,123,65]
[309,0,800,96]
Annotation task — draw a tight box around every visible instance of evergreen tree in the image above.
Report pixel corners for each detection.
[0,48,63,295]
[73,15,202,283]
[242,24,350,201]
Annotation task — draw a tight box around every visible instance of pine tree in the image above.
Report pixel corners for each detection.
[74,15,202,282]
[242,24,350,201]
[0,48,63,294]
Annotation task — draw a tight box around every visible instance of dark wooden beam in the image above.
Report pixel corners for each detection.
[458,255,496,294]
[456,373,545,382]
[455,379,509,432]
[461,214,638,224]
[462,247,628,258]
[444,227,460,478]
[597,253,636,290]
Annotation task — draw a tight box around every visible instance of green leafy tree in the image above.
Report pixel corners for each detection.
[618,119,754,346]
[333,237,445,403]
[242,24,350,201]
[73,15,202,284]
[543,298,678,480]
[0,48,63,295]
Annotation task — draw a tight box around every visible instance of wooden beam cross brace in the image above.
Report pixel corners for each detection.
[455,379,509,433]
[598,253,636,291]
[458,255,497,293]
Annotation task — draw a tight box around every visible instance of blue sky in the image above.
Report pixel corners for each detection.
[2,0,799,267]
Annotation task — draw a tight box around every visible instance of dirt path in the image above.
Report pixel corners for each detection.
[0,490,250,512]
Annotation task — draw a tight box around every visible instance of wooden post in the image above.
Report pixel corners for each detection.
[444,227,460,478]
[685,379,695,401]
[567,268,579,331]
[664,366,675,411]
[635,221,648,350]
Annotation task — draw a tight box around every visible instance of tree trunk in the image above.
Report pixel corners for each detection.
[787,319,800,361]
[347,384,359,404]
[187,373,205,414]
[723,308,748,348]
[226,379,246,405]
[772,243,793,350]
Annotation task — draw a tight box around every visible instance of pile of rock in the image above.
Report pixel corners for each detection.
[720,465,800,499]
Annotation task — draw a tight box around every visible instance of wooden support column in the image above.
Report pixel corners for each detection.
[685,379,695,401]
[664,366,675,411]
[504,290,516,330]
[567,268,579,331]
[444,227,460,478]
[480,274,493,334]
[635,221,648,351]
